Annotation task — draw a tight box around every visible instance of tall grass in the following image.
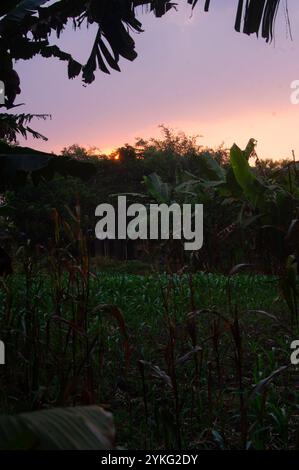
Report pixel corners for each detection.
[0,253,298,448]
[0,208,298,449]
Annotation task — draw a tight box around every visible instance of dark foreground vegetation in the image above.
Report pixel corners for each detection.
[0,255,298,449]
[0,129,299,449]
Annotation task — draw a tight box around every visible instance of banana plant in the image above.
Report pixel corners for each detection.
[0,1,285,95]
[0,406,115,450]
[143,173,172,204]
[229,141,266,208]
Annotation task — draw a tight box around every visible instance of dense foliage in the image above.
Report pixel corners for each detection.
[5,129,299,274]
[0,129,298,449]
[0,265,297,449]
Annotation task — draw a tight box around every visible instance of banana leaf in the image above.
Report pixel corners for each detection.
[0,406,115,450]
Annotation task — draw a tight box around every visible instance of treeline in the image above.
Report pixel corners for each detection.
[2,128,297,274]
[4,128,227,245]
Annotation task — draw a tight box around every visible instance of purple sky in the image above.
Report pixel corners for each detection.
[14,1,299,159]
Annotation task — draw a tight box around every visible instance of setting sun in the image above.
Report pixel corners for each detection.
[87,147,118,157]
[102,147,115,156]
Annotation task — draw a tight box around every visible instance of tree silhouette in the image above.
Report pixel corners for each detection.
[0,0,291,148]
[0,0,290,108]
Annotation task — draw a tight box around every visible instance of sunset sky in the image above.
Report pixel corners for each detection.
[15,1,299,159]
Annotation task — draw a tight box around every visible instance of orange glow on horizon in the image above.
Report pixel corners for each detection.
[56,105,299,162]
[87,147,102,157]
[102,147,116,156]
[86,146,121,160]
[87,147,117,157]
